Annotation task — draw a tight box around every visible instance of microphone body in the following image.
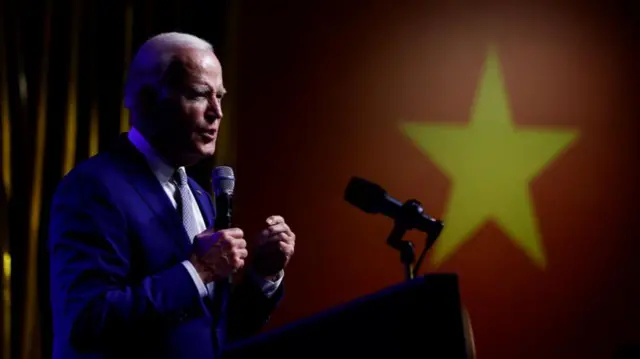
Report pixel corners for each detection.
[344,176,443,233]
[214,193,232,230]
[213,166,235,230]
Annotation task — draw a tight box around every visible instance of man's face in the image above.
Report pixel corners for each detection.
[154,48,225,165]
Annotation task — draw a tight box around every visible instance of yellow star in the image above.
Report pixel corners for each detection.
[400,48,579,268]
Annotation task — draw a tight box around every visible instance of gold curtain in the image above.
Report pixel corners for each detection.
[0,1,236,358]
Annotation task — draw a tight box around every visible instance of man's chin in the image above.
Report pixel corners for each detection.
[175,148,212,167]
[194,144,216,159]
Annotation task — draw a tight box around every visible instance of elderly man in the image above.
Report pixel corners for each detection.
[48,32,296,359]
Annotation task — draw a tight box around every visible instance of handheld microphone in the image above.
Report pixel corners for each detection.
[213,166,235,230]
[213,166,235,284]
[344,176,443,233]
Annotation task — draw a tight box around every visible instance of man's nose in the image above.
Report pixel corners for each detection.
[206,100,223,123]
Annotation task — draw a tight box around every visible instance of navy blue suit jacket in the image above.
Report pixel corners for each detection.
[49,135,282,359]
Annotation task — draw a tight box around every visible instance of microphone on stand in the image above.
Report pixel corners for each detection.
[344,176,444,280]
[344,176,443,233]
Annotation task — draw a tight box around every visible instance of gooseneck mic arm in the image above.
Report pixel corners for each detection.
[386,199,423,281]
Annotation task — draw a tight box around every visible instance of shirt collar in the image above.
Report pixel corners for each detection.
[128,127,183,185]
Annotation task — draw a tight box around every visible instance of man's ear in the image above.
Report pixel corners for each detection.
[136,84,159,111]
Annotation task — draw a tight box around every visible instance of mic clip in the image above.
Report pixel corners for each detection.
[386,199,443,282]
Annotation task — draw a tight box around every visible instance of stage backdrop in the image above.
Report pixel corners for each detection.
[231,1,640,359]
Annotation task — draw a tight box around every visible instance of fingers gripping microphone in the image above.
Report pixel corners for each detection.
[213,166,235,231]
[344,176,443,234]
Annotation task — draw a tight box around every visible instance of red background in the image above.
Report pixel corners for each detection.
[232,1,640,358]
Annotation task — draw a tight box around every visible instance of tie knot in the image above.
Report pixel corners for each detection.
[174,167,188,187]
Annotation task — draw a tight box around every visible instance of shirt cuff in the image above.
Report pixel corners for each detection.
[182,260,209,298]
[250,270,284,298]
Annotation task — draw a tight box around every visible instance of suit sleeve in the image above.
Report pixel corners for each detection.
[225,273,284,343]
[48,171,202,351]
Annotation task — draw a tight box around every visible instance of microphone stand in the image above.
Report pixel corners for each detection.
[386,199,442,282]
[387,224,415,281]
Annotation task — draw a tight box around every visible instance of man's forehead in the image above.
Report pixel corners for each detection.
[163,48,223,88]
[176,48,221,74]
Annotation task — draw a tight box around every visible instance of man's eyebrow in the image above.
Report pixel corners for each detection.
[190,81,225,96]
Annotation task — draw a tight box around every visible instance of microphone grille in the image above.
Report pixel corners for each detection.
[213,166,235,196]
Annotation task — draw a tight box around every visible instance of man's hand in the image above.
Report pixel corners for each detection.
[189,228,248,284]
[252,215,296,280]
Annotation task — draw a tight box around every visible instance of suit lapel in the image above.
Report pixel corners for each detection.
[188,178,215,228]
[112,135,192,258]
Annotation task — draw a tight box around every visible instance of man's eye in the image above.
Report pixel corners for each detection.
[186,90,208,100]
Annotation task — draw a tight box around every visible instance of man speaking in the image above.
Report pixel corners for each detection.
[48,32,296,359]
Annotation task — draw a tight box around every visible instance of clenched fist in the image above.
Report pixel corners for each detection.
[189,228,248,283]
[252,215,296,280]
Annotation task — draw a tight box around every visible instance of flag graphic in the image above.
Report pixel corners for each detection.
[401,48,579,268]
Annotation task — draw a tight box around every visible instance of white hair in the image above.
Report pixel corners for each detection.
[124,32,213,109]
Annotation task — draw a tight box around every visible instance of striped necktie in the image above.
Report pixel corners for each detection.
[173,167,200,242]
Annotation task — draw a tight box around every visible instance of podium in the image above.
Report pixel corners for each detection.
[222,274,472,359]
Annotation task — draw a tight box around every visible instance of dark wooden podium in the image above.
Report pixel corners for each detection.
[222,274,473,359]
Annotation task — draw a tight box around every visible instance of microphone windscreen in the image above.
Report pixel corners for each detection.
[213,166,235,196]
[344,176,387,214]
